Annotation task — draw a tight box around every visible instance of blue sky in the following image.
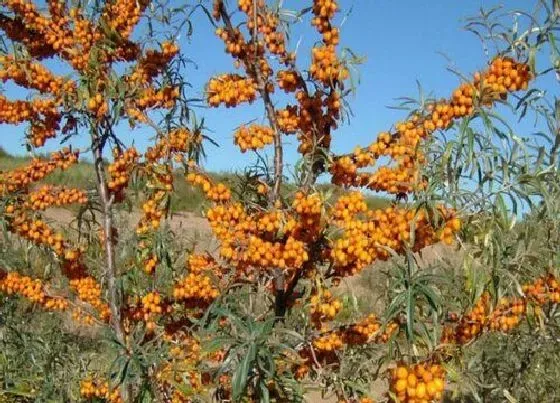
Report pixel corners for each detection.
[0,0,551,175]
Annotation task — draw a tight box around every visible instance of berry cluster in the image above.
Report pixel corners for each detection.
[295,315,399,382]
[188,254,216,272]
[289,192,324,242]
[310,288,342,328]
[257,12,288,58]
[137,86,179,109]
[185,172,231,202]
[7,212,82,270]
[452,291,490,344]
[145,128,195,162]
[214,26,246,58]
[101,0,150,40]
[310,45,349,84]
[294,314,397,384]
[0,1,105,144]
[275,0,345,155]
[107,147,139,199]
[181,260,560,393]
[0,271,68,310]
[329,191,368,222]
[0,0,185,150]
[25,185,87,210]
[309,0,348,86]
[330,57,533,194]
[69,277,111,321]
[80,378,123,403]
[129,41,179,84]
[488,297,526,333]
[375,321,400,343]
[124,292,174,333]
[138,291,172,332]
[313,317,399,354]
[137,195,166,235]
[86,93,108,119]
[68,8,102,69]
[342,314,382,344]
[207,74,258,107]
[173,273,220,308]
[234,124,274,152]
[155,333,208,402]
[0,55,75,95]
[211,0,346,160]
[136,130,195,275]
[0,13,57,60]
[277,70,301,93]
[0,149,79,195]
[2,0,71,61]
[313,331,343,352]
[257,181,269,195]
[255,210,283,234]
[236,0,292,64]
[276,106,300,134]
[328,193,460,276]
[140,254,157,275]
[443,274,560,345]
[294,89,336,154]
[206,202,310,271]
[389,362,446,403]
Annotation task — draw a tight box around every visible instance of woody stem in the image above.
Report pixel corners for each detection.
[90,127,129,397]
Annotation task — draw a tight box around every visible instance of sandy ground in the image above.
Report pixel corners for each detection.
[43,207,211,233]
[43,207,217,251]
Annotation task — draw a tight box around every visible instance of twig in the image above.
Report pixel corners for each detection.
[217,2,284,202]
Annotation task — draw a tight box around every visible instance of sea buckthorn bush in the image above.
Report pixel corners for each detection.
[0,1,559,402]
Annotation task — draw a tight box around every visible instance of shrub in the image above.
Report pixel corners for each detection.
[0,1,559,402]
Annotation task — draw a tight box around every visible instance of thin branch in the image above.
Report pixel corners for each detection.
[90,126,127,352]
[217,2,284,202]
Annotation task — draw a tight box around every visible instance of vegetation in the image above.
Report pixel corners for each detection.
[0,148,390,214]
[0,1,559,403]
